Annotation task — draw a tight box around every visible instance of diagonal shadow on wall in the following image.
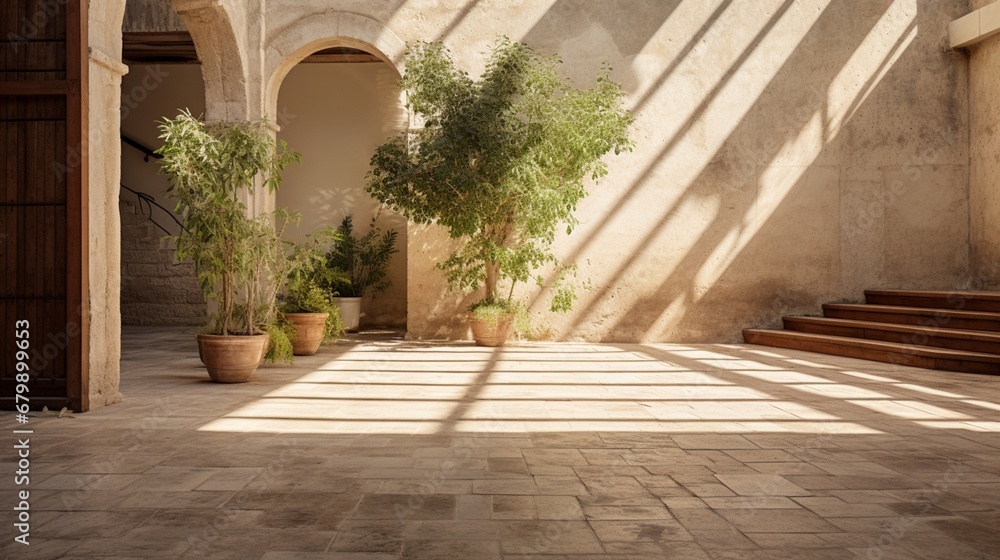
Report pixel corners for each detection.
[514,1,967,342]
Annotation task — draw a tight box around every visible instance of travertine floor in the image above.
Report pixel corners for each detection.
[3,326,1000,559]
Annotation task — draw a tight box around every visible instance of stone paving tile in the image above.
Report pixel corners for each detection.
[354,494,456,520]
[715,474,811,497]
[329,520,405,553]
[401,539,502,560]
[793,496,897,517]
[672,435,760,450]
[746,532,834,548]
[581,505,672,519]
[0,539,84,560]
[499,520,605,554]
[662,496,709,508]
[261,554,396,560]
[456,494,492,520]
[119,466,220,492]
[32,509,155,539]
[30,488,133,512]
[491,495,535,519]
[402,520,501,541]
[717,509,841,533]
[534,495,584,520]
[8,327,1000,559]
[702,496,801,509]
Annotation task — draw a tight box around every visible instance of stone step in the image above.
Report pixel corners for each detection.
[823,303,1000,332]
[743,329,1000,375]
[783,316,1000,355]
[865,289,1000,313]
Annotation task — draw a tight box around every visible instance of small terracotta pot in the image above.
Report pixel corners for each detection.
[469,314,514,347]
[196,333,269,383]
[284,312,329,356]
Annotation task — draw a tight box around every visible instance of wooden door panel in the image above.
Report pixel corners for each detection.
[0,0,85,410]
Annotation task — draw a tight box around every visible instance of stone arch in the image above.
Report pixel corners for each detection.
[263,12,406,124]
[172,0,250,121]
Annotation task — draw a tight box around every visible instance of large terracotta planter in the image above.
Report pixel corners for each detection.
[335,297,362,332]
[198,332,269,365]
[469,314,514,347]
[284,312,328,356]
[196,333,269,383]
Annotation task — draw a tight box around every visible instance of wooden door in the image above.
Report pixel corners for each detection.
[0,1,88,410]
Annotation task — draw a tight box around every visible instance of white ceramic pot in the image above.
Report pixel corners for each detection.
[334,297,362,332]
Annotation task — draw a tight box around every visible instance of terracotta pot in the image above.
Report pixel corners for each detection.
[284,312,328,356]
[198,332,269,365]
[469,314,514,347]
[196,333,269,383]
[335,297,362,332]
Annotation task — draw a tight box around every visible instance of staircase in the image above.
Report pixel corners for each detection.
[743,290,1000,375]
[120,201,206,326]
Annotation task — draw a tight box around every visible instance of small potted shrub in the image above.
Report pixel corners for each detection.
[366,38,633,346]
[326,214,399,331]
[280,229,346,355]
[157,110,300,381]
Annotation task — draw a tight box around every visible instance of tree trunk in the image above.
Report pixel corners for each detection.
[485,262,499,301]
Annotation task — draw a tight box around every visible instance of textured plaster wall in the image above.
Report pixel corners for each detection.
[261,0,972,341]
[103,0,974,346]
[969,0,1000,288]
[275,63,408,327]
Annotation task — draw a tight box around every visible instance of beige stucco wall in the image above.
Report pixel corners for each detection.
[275,62,408,327]
[97,0,975,351]
[969,0,1000,289]
[260,0,972,342]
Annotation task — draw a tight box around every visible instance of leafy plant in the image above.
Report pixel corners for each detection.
[468,297,516,325]
[326,214,399,298]
[264,321,296,363]
[367,37,633,314]
[156,109,301,361]
[280,228,347,342]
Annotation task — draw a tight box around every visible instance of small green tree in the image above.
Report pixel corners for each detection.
[367,38,633,313]
[156,110,301,356]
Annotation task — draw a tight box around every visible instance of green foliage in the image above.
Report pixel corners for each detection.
[326,215,399,298]
[156,110,301,345]
[367,37,633,312]
[468,297,518,328]
[264,321,296,364]
[327,276,356,299]
[468,297,532,338]
[280,228,347,343]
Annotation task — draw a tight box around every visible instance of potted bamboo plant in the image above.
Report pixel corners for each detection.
[157,110,300,381]
[325,214,399,331]
[366,38,633,345]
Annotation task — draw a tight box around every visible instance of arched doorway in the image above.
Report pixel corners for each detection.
[119,2,207,327]
[274,48,408,329]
